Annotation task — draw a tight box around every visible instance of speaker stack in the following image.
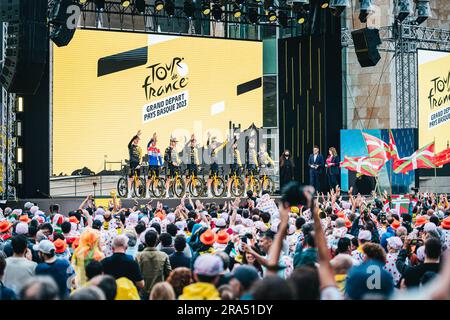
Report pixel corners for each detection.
[0,0,48,95]
[351,28,382,68]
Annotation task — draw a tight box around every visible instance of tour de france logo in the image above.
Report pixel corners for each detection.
[142,57,189,101]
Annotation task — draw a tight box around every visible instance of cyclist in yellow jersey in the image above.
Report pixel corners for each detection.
[245,137,259,193]
[164,136,181,198]
[258,143,275,175]
[227,137,242,197]
[206,131,228,197]
[185,134,200,187]
[127,130,142,198]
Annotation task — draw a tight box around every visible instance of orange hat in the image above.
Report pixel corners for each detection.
[19,215,31,223]
[69,216,79,224]
[441,217,450,230]
[414,215,427,228]
[0,220,12,233]
[200,229,217,246]
[216,230,230,244]
[337,211,345,219]
[54,238,67,254]
[391,219,401,230]
[345,219,352,229]
[155,211,165,221]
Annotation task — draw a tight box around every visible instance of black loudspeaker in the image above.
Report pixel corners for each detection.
[0,0,48,95]
[49,0,79,47]
[351,28,382,67]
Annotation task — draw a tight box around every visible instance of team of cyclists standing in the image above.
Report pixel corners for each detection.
[123,130,276,199]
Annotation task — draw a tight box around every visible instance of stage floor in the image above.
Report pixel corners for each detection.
[4,195,281,213]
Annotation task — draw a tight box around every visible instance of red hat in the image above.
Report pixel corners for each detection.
[53,238,67,254]
[200,229,217,246]
[155,211,165,221]
[345,219,352,229]
[441,217,450,230]
[0,220,12,233]
[391,219,401,230]
[69,216,79,224]
[19,215,31,223]
[216,230,230,244]
[337,211,345,219]
[414,216,427,228]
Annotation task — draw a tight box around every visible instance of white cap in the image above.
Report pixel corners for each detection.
[30,206,39,215]
[15,222,29,235]
[386,236,403,250]
[424,222,437,233]
[34,239,56,254]
[358,230,372,241]
[24,202,34,210]
[215,218,226,228]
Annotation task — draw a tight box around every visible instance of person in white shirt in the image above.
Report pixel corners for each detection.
[3,235,37,295]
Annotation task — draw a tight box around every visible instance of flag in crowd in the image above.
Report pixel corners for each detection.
[393,142,436,174]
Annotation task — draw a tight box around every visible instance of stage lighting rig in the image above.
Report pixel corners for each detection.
[358,0,373,23]
[121,0,131,7]
[329,0,349,17]
[212,4,223,20]
[278,11,288,27]
[183,0,195,18]
[232,4,242,18]
[395,0,412,22]
[95,0,105,11]
[154,0,164,11]
[135,0,146,13]
[296,10,307,24]
[201,0,211,14]
[415,0,431,24]
[319,0,329,9]
[248,8,258,24]
[165,0,175,16]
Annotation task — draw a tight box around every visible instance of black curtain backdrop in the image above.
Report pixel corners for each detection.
[17,55,50,198]
[278,14,342,188]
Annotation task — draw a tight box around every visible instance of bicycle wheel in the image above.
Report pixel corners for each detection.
[230,176,245,197]
[261,177,276,194]
[151,177,166,198]
[189,177,205,197]
[248,177,261,194]
[172,177,186,198]
[117,177,128,198]
[211,176,226,197]
[132,177,146,198]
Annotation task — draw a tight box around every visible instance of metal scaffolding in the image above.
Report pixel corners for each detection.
[1,22,17,200]
[341,23,450,129]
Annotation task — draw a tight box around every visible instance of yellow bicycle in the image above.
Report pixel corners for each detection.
[117,163,145,198]
[229,168,245,197]
[169,168,186,198]
[210,167,226,197]
[186,168,206,197]
[247,169,261,195]
[148,167,166,198]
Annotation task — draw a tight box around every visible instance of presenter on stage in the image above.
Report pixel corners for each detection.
[146,132,163,198]
[127,130,143,199]
[325,146,340,191]
[308,145,324,192]
[279,149,294,189]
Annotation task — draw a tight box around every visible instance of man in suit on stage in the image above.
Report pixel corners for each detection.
[308,145,324,192]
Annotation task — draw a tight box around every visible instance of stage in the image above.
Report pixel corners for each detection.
[2,195,282,214]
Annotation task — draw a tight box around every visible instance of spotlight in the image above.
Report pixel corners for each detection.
[95,0,105,11]
[278,11,288,27]
[79,0,87,4]
[183,0,195,18]
[267,9,277,22]
[319,0,329,8]
[154,0,164,11]
[121,0,131,7]
[329,0,349,17]
[212,4,222,21]
[296,11,307,24]
[232,4,242,18]
[415,0,431,24]
[248,8,258,24]
[201,0,211,15]
[165,0,175,16]
[358,0,373,23]
[135,0,146,13]
[395,0,412,21]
